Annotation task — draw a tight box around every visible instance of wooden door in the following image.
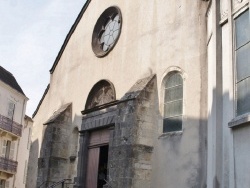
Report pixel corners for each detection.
[86,129,110,188]
[86,147,100,188]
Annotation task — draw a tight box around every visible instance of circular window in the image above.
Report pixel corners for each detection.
[92,6,122,57]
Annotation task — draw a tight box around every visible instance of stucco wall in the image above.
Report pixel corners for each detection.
[220,1,250,188]
[30,0,209,187]
[15,118,32,188]
[0,81,28,188]
[0,81,27,125]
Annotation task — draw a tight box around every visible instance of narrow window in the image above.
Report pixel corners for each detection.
[7,101,15,120]
[5,181,9,188]
[1,140,8,158]
[163,73,183,132]
[1,140,14,159]
[9,141,15,160]
[0,180,5,188]
[235,10,250,116]
[23,160,27,184]
[27,128,31,150]
[5,141,11,159]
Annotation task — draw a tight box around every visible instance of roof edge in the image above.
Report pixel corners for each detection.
[49,0,92,74]
[32,84,50,118]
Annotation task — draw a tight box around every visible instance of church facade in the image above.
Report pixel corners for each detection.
[28,0,250,188]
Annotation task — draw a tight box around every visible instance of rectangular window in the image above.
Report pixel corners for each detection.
[23,160,27,184]
[5,141,11,159]
[9,141,15,160]
[27,128,31,150]
[0,180,5,188]
[235,10,250,116]
[7,101,15,120]
[1,140,14,159]
[5,181,9,188]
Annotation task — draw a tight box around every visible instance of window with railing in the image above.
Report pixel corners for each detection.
[0,114,22,136]
[0,156,17,173]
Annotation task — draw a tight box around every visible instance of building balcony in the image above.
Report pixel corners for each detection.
[0,114,22,138]
[0,157,17,178]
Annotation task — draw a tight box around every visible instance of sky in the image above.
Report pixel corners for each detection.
[0,0,87,117]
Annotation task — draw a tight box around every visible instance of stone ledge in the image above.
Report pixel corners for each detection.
[228,113,250,128]
[158,130,183,138]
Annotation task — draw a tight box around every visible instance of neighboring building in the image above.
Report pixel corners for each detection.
[28,0,250,188]
[14,115,33,188]
[209,1,250,188]
[0,66,28,188]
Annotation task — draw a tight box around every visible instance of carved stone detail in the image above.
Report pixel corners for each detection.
[233,0,245,10]
[85,80,115,110]
[220,0,228,21]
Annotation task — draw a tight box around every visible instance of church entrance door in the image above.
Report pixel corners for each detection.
[86,129,110,188]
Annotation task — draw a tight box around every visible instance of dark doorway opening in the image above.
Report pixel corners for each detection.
[97,145,109,188]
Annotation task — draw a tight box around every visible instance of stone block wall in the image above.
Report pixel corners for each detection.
[108,100,136,188]
[132,76,157,188]
[37,105,72,187]
[107,76,157,188]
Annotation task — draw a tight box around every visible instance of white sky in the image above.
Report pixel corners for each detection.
[0,0,87,117]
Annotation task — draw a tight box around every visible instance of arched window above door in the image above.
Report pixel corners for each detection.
[85,80,116,110]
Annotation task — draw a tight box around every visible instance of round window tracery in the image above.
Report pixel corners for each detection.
[92,6,122,57]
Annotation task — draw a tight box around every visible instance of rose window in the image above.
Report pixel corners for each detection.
[100,15,121,51]
[92,6,122,57]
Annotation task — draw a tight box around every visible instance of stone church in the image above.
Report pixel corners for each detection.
[28,0,250,188]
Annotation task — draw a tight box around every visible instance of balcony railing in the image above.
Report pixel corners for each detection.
[0,157,17,174]
[0,114,22,137]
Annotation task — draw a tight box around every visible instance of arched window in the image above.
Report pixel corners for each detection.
[163,72,183,133]
[85,80,115,110]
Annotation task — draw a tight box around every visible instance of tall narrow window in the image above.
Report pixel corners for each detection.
[1,140,14,159]
[1,140,7,158]
[235,10,250,116]
[163,72,183,132]
[7,101,15,120]
[27,128,31,150]
[0,180,5,188]
[23,160,27,184]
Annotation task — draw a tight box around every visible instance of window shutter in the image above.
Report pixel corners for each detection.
[5,181,9,188]
[1,140,7,158]
[27,128,31,149]
[0,140,2,157]
[7,102,15,120]
[9,141,15,160]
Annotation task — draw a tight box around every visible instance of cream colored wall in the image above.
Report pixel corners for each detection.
[31,0,208,186]
[41,0,207,128]
[14,118,32,188]
[0,81,27,126]
[0,81,27,188]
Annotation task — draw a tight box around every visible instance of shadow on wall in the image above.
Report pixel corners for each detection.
[154,88,232,188]
[33,104,83,188]
[27,80,240,188]
[151,99,208,187]
[26,139,39,188]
